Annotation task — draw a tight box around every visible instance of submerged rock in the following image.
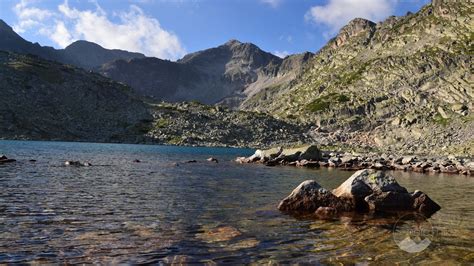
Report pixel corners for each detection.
[195,225,242,243]
[278,169,441,218]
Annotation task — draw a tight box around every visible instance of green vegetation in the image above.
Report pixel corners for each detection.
[307,98,330,112]
[168,136,183,145]
[338,61,370,85]
[433,113,450,126]
[306,93,351,112]
[154,118,170,128]
[337,94,350,103]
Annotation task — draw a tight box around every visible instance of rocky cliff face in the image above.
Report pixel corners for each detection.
[0,51,151,142]
[100,40,313,108]
[0,20,144,70]
[244,0,473,155]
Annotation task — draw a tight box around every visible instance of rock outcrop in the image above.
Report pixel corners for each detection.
[278,169,441,218]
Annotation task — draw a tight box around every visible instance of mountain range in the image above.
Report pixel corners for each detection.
[0,0,472,155]
[101,40,313,107]
[0,19,312,108]
[0,19,145,70]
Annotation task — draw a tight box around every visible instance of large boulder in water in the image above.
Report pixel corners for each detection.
[277,180,352,215]
[332,169,408,211]
[279,169,441,218]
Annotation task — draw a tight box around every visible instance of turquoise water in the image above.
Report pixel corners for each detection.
[0,140,473,264]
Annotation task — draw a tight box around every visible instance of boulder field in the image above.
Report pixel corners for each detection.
[278,169,441,219]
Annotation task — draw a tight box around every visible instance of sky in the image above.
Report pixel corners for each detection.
[0,0,430,60]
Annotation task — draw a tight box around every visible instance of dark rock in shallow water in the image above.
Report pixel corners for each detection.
[207,157,219,163]
[365,191,414,212]
[411,190,441,217]
[0,155,16,164]
[278,169,441,218]
[277,180,353,215]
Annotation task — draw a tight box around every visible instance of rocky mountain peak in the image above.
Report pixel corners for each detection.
[65,40,101,50]
[225,39,243,46]
[332,18,376,48]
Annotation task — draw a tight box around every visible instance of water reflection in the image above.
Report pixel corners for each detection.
[0,140,473,264]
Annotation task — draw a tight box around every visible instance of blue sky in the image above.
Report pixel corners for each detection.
[0,0,430,60]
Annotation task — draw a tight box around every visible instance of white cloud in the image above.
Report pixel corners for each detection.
[50,21,74,47]
[12,0,186,60]
[13,0,54,33]
[260,0,282,8]
[305,0,395,34]
[273,50,290,58]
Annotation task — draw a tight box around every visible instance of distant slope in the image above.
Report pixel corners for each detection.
[0,51,151,142]
[100,40,313,108]
[244,0,473,155]
[0,19,144,70]
[61,40,145,70]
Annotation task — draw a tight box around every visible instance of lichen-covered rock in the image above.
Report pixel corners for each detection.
[332,169,408,210]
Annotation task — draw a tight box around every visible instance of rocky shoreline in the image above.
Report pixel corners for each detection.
[236,145,474,176]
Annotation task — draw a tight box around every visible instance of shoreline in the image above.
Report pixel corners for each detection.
[1,139,472,175]
[236,146,474,176]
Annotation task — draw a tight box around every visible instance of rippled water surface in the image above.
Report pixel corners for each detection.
[0,140,473,264]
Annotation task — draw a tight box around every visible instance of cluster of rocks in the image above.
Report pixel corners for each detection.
[236,145,474,176]
[0,155,16,164]
[64,160,92,167]
[278,169,441,219]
